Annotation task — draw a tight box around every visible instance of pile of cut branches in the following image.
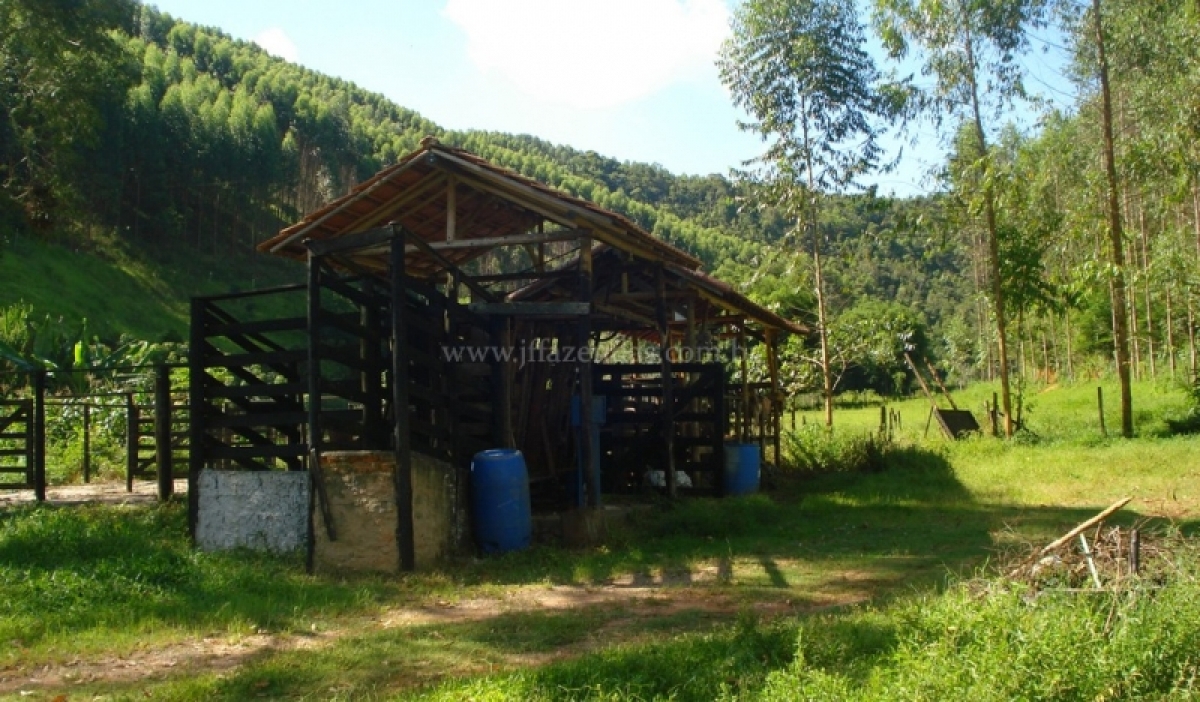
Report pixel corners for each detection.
[999,498,1195,592]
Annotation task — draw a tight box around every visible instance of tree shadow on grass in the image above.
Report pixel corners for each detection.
[457,443,1177,593]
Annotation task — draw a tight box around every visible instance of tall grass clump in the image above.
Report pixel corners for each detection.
[783,425,891,474]
[758,547,1200,700]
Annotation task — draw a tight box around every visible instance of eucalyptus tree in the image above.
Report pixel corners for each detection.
[0,0,137,229]
[872,0,1046,437]
[1086,0,1134,436]
[718,0,900,428]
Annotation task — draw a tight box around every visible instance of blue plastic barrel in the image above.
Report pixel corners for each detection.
[470,449,532,554]
[723,443,761,495]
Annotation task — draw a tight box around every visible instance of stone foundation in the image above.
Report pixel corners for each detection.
[195,470,309,553]
[312,450,462,574]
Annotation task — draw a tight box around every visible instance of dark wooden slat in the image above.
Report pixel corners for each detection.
[206,348,308,369]
[206,445,307,460]
[208,316,308,338]
[205,382,306,400]
[206,411,309,429]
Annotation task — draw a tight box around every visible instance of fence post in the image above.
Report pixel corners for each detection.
[82,403,91,483]
[126,393,137,492]
[33,369,46,502]
[155,364,173,501]
[1097,386,1107,437]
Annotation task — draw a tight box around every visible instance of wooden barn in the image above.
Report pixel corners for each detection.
[187,137,805,571]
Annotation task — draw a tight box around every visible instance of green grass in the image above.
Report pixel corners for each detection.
[0,230,301,341]
[2,380,1199,700]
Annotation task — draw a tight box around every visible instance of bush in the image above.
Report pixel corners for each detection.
[782,426,890,474]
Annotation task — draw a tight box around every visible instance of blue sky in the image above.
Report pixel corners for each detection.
[144,0,1073,198]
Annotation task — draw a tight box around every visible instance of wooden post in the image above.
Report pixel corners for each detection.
[1129,528,1140,575]
[445,175,457,242]
[155,364,173,501]
[739,329,750,441]
[361,277,385,447]
[82,403,91,484]
[924,359,957,409]
[33,369,46,503]
[391,230,416,572]
[991,391,999,437]
[1097,386,1107,437]
[307,250,324,462]
[125,392,137,493]
[656,264,676,498]
[765,330,782,466]
[879,405,887,437]
[188,297,206,539]
[579,233,599,506]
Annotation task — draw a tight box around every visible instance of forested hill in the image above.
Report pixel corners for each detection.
[1,0,972,390]
[4,2,789,265]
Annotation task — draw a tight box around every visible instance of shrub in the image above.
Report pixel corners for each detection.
[782,426,890,474]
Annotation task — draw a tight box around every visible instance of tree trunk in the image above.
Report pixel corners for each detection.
[1139,198,1155,379]
[800,103,834,429]
[1166,286,1176,380]
[964,18,1014,437]
[1094,0,1134,437]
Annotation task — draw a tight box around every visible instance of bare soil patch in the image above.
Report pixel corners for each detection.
[0,575,865,696]
[0,479,188,508]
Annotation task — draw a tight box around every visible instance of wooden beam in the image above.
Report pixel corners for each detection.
[335,173,447,235]
[471,269,576,284]
[270,158,424,252]
[401,228,497,302]
[431,153,691,267]
[404,229,582,254]
[593,302,657,329]
[468,301,590,316]
[446,174,457,242]
[306,226,395,256]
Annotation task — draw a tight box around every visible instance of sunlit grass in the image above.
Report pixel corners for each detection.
[2,379,1199,699]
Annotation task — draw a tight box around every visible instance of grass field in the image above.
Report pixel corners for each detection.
[1,379,1198,699]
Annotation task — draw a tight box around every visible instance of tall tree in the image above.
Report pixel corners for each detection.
[0,0,137,229]
[718,0,898,428]
[872,0,1045,437]
[1089,0,1133,436]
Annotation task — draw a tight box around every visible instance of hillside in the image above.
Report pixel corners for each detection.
[0,0,973,392]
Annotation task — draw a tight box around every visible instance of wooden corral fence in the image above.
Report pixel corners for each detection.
[0,366,186,502]
[593,363,726,496]
[0,398,36,493]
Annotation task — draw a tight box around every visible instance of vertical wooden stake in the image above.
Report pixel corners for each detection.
[33,369,46,503]
[82,403,91,484]
[1129,528,1140,575]
[991,391,999,437]
[188,297,206,540]
[1097,386,1107,437]
[391,230,416,572]
[655,264,676,499]
[126,392,137,493]
[155,364,173,501]
[579,233,599,506]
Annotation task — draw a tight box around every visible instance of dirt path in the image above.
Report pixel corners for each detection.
[0,580,861,696]
[0,478,188,508]
[0,482,869,696]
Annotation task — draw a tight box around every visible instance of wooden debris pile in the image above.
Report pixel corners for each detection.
[1001,497,1192,591]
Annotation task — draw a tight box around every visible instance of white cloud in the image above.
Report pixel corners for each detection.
[254,27,299,63]
[443,0,729,111]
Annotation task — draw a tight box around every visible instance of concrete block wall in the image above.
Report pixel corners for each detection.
[195,470,309,553]
[313,450,463,574]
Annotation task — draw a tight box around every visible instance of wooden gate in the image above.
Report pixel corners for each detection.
[0,399,34,489]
